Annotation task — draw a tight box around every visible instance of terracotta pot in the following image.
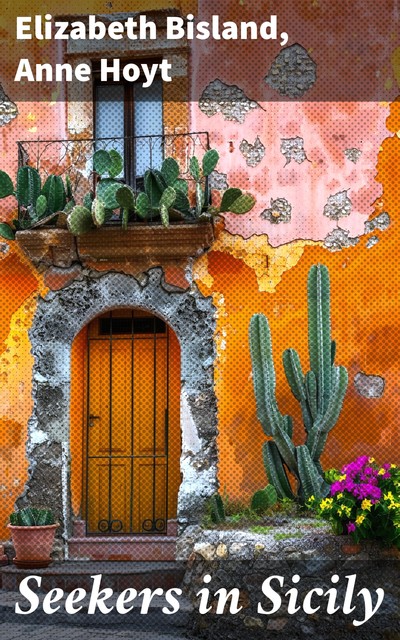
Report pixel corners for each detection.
[341,541,362,555]
[8,523,58,569]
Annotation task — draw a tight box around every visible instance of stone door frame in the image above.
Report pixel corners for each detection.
[18,269,218,553]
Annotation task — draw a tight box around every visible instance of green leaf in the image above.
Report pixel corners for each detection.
[189,156,201,181]
[0,171,14,198]
[96,179,121,210]
[202,149,219,176]
[135,192,151,219]
[83,192,94,210]
[173,190,191,214]
[160,203,169,227]
[108,150,123,178]
[0,222,15,240]
[159,186,176,209]
[161,157,180,186]
[91,198,106,227]
[41,175,66,213]
[228,193,256,214]
[116,186,135,210]
[93,149,112,175]
[16,166,41,207]
[220,188,242,213]
[67,205,93,235]
[173,178,188,195]
[35,194,48,218]
[65,174,73,199]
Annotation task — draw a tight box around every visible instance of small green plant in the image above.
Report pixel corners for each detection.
[249,264,348,504]
[274,532,303,540]
[251,485,278,514]
[250,525,273,534]
[9,507,55,526]
[210,494,226,524]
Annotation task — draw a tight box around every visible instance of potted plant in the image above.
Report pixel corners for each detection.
[307,456,400,552]
[8,507,59,569]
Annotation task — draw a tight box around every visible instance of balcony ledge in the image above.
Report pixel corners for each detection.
[15,222,215,273]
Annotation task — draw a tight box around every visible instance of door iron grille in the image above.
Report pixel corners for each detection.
[85,310,170,535]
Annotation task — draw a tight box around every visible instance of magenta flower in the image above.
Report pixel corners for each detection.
[347,522,356,533]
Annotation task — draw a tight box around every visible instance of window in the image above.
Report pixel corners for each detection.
[94,60,163,188]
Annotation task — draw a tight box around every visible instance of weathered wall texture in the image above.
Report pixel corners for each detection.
[0,0,399,536]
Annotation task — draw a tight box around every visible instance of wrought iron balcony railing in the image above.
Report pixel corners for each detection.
[17,131,211,216]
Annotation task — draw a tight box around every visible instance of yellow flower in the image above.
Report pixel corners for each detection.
[369,457,375,463]
[339,474,346,481]
[336,493,343,500]
[356,514,366,525]
[338,505,351,517]
[391,464,397,469]
[361,499,372,511]
[384,491,394,501]
[320,498,333,511]
[378,468,386,475]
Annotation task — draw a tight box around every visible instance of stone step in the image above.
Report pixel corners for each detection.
[68,520,178,561]
[68,535,177,562]
[0,561,185,593]
[0,589,192,635]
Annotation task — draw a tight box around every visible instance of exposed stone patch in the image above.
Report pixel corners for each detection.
[344,148,362,163]
[364,212,390,234]
[16,442,63,525]
[0,83,18,126]
[198,79,259,123]
[0,243,9,258]
[181,527,399,639]
[239,137,265,167]
[265,44,317,98]
[366,235,379,249]
[208,170,228,191]
[323,190,352,220]
[324,228,359,251]
[21,269,218,546]
[354,372,385,398]
[280,137,307,165]
[260,198,292,224]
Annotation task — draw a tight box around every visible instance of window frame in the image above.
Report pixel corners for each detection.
[92,58,164,189]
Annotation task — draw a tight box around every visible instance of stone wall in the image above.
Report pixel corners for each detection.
[179,523,400,639]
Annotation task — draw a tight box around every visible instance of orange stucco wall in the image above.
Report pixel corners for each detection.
[0,1,399,536]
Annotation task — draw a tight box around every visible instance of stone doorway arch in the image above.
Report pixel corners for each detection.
[18,269,217,556]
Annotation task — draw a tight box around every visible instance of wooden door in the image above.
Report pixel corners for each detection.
[85,311,179,535]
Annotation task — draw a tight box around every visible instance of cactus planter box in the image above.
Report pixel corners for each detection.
[15,221,215,270]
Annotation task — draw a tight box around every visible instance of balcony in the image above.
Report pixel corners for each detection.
[14,133,215,271]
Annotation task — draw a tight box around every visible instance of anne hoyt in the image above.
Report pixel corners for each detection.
[15,573,383,626]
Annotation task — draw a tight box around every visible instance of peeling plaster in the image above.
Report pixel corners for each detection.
[354,372,385,398]
[260,197,292,224]
[265,44,317,98]
[239,137,265,167]
[364,212,391,234]
[0,83,18,126]
[366,235,379,249]
[209,170,228,191]
[198,79,259,123]
[193,231,315,294]
[344,148,362,163]
[324,228,360,252]
[280,137,307,165]
[323,190,352,220]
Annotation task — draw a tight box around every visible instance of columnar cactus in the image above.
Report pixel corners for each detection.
[249,264,348,502]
